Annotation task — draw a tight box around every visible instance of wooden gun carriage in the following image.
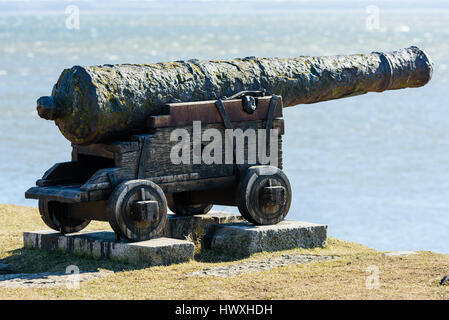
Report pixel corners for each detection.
[26,91,292,241]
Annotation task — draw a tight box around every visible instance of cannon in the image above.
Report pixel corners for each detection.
[26,46,433,241]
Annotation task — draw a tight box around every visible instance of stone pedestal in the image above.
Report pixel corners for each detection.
[23,230,194,265]
[202,220,328,256]
[23,213,327,263]
[163,211,243,241]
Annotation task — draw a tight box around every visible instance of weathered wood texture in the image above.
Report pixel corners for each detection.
[142,119,284,184]
[26,119,284,203]
[36,46,433,145]
[236,166,292,225]
[149,95,283,128]
[107,179,167,241]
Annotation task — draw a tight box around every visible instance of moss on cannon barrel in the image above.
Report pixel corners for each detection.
[36,46,433,145]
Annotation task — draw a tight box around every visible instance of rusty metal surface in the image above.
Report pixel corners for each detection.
[37,46,433,145]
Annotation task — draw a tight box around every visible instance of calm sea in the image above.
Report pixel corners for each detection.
[1,1,448,252]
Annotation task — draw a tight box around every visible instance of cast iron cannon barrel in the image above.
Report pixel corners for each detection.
[37,46,433,145]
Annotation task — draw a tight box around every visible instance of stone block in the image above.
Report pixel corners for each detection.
[202,220,327,256]
[23,230,194,265]
[162,210,244,241]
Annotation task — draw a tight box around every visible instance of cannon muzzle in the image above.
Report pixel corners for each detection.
[37,96,60,120]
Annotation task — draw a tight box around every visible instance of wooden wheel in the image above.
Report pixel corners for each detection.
[236,165,292,225]
[107,179,167,241]
[166,192,213,216]
[38,199,90,234]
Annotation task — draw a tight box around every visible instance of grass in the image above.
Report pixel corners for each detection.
[0,204,449,299]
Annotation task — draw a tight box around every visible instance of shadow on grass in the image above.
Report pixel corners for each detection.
[0,245,252,278]
[0,244,252,278]
[0,247,149,275]
[194,249,250,263]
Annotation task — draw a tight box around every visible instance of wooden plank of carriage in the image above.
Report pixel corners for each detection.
[148,96,283,128]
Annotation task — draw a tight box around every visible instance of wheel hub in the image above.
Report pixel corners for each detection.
[131,200,159,222]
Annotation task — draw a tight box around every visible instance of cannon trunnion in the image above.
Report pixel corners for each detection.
[26,93,291,241]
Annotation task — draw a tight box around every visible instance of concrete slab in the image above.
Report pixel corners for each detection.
[202,220,328,256]
[23,230,194,265]
[163,210,244,241]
